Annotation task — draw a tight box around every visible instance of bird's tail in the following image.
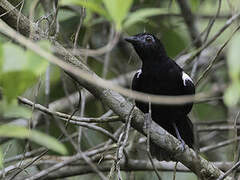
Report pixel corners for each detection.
[175,116,194,148]
[150,116,194,161]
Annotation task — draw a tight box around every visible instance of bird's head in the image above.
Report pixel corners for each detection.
[125,33,167,61]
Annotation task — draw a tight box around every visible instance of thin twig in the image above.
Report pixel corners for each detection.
[216,161,240,180]
[18,96,120,123]
[200,137,240,153]
[198,125,240,132]
[146,101,162,180]
[185,12,240,65]
[196,24,240,86]
[176,0,202,48]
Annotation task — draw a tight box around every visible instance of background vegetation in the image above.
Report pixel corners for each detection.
[0,0,240,179]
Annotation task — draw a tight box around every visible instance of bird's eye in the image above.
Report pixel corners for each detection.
[145,36,153,43]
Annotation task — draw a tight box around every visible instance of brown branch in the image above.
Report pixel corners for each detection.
[0,1,231,179]
[176,0,202,48]
[26,160,240,180]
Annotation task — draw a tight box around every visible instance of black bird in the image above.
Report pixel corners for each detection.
[125,33,195,160]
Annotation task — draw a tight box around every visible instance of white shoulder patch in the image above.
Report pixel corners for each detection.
[182,71,193,86]
[136,69,142,78]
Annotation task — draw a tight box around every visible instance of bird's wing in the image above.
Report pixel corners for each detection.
[131,69,142,91]
[181,71,195,95]
[181,71,195,114]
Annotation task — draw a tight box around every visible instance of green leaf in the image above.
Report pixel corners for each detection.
[103,0,133,30]
[0,71,37,102]
[61,0,109,19]
[190,0,200,12]
[2,43,26,72]
[224,33,240,106]
[0,125,67,155]
[31,130,68,155]
[123,8,167,29]
[26,52,49,76]
[0,100,32,118]
[26,41,49,76]
[0,42,3,73]
[227,33,240,80]
[223,82,240,106]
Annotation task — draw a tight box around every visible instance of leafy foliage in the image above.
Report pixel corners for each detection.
[224,33,240,106]
[0,42,49,102]
[123,8,167,28]
[0,125,67,155]
[60,0,166,30]
[0,0,240,179]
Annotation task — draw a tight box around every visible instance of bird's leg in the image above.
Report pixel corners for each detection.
[173,122,185,151]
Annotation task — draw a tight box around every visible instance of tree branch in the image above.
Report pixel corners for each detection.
[0,1,231,179]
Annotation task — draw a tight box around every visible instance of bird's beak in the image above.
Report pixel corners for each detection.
[125,36,138,44]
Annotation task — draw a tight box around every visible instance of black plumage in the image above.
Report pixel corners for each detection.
[125,33,195,160]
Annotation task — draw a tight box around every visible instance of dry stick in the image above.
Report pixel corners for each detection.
[34,161,240,179]
[99,124,124,167]
[4,132,78,164]
[146,101,162,180]
[16,0,24,33]
[9,98,77,180]
[53,116,79,151]
[25,145,115,180]
[11,98,113,180]
[18,96,117,141]
[133,13,230,20]
[216,161,240,180]
[72,91,108,180]
[200,136,240,153]
[176,0,202,48]
[233,111,240,179]
[0,144,117,178]
[1,143,12,178]
[108,108,133,180]
[20,109,108,180]
[102,27,115,78]
[76,150,108,180]
[18,96,120,123]
[115,105,134,180]
[8,149,49,180]
[173,162,178,180]
[61,72,76,112]
[78,90,85,151]
[203,0,222,42]
[73,6,85,50]
[11,81,43,180]
[0,0,23,18]
[198,125,240,132]
[196,120,227,125]
[69,32,120,57]
[196,24,240,86]
[185,12,240,65]
[190,0,222,79]
[45,65,51,134]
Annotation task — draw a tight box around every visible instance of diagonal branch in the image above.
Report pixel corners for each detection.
[0,1,231,179]
[176,0,202,48]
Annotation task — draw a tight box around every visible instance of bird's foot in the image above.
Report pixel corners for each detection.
[177,139,186,152]
[172,122,186,152]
